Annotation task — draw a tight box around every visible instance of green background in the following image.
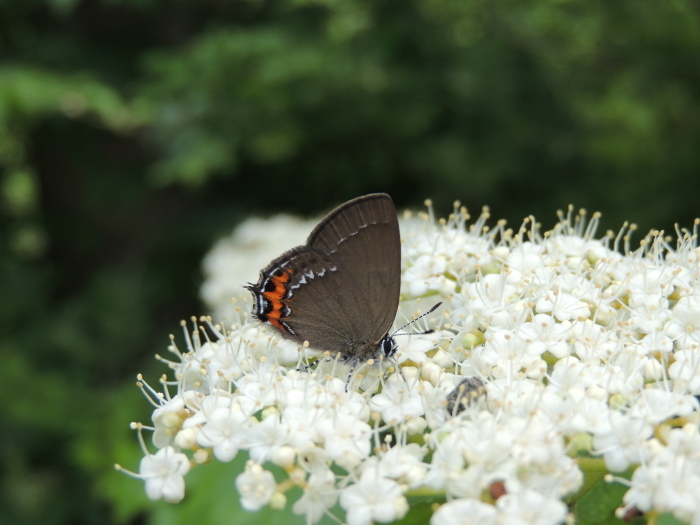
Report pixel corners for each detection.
[1,0,699,523]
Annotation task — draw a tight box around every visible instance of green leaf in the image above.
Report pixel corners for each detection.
[392,503,435,525]
[150,458,309,525]
[657,513,686,525]
[575,479,628,523]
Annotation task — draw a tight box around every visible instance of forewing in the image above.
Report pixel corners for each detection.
[306,193,401,345]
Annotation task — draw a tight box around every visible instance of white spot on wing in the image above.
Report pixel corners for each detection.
[281,321,296,335]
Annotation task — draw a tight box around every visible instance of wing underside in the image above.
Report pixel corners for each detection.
[250,194,401,356]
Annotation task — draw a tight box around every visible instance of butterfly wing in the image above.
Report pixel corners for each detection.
[306,194,401,347]
[248,194,401,358]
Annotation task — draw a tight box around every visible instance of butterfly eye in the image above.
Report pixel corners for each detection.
[382,337,397,358]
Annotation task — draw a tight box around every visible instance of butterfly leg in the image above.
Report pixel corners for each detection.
[344,359,360,392]
[296,361,316,373]
[296,357,334,373]
[392,358,407,384]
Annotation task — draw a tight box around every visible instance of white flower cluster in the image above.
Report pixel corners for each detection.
[127,203,700,525]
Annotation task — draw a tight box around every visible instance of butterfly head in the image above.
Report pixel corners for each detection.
[381,335,398,359]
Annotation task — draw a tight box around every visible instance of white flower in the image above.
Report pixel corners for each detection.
[281,406,326,450]
[474,329,546,379]
[402,254,455,297]
[651,456,700,521]
[365,443,428,486]
[394,332,444,365]
[535,291,591,322]
[538,387,608,435]
[200,340,245,382]
[139,447,191,503]
[666,296,700,350]
[515,314,571,359]
[339,470,409,525]
[627,389,699,424]
[236,367,280,407]
[495,487,568,525]
[235,461,277,511]
[128,203,700,525]
[481,378,542,422]
[465,274,519,324]
[368,379,424,424]
[622,426,700,521]
[664,425,700,459]
[244,413,292,463]
[569,320,616,361]
[630,332,673,356]
[593,413,654,472]
[626,267,674,310]
[275,373,321,409]
[431,499,497,525]
[604,351,646,397]
[176,353,211,394]
[624,464,660,512]
[292,468,339,524]
[196,405,252,462]
[420,376,466,427]
[152,394,190,448]
[669,349,700,394]
[317,412,372,469]
[296,442,331,474]
[422,431,468,494]
[505,242,544,278]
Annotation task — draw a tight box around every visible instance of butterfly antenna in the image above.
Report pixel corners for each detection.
[391,302,442,337]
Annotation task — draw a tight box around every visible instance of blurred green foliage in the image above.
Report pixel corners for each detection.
[1,0,699,524]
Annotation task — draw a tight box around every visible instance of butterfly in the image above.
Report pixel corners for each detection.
[246,194,402,367]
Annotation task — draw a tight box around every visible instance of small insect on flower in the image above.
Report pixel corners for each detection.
[445,377,487,416]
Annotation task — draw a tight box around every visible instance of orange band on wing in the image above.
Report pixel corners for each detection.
[265,300,284,318]
[261,268,295,323]
[264,281,286,301]
[275,269,293,282]
[255,268,295,333]
[267,317,285,330]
